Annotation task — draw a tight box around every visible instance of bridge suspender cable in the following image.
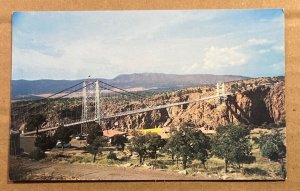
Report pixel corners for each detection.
[57,81,96,99]
[98,80,147,99]
[42,81,84,100]
[100,85,143,100]
[13,81,84,109]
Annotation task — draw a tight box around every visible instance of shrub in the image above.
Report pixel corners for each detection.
[148,160,168,169]
[106,151,117,160]
[29,148,46,161]
[35,134,56,151]
[242,167,268,176]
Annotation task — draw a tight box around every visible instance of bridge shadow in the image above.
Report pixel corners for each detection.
[225,91,274,125]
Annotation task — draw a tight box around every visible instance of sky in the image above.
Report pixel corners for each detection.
[12,9,284,80]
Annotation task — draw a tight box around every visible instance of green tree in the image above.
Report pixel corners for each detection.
[190,130,211,169]
[87,136,108,162]
[53,125,72,150]
[145,132,166,161]
[35,134,56,151]
[164,125,211,169]
[128,131,148,165]
[111,134,127,151]
[253,129,286,178]
[163,130,181,166]
[212,124,255,173]
[26,114,46,133]
[87,122,103,145]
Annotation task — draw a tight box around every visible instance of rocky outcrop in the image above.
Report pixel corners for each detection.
[225,82,285,126]
[13,77,285,131]
[102,77,285,130]
[265,81,285,124]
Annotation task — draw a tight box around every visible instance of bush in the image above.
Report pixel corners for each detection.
[35,134,56,151]
[242,167,268,176]
[29,148,46,161]
[148,160,168,169]
[106,151,117,160]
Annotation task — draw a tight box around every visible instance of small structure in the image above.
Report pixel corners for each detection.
[157,132,170,139]
[10,129,21,155]
[103,129,127,143]
[199,127,216,135]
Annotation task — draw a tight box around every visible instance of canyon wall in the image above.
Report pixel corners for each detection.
[13,77,285,132]
[103,79,285,130]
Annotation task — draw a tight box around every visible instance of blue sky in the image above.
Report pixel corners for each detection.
[12,9,284,80]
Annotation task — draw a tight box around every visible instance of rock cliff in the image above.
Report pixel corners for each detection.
[102,77,285,130]
[13,76,285,131]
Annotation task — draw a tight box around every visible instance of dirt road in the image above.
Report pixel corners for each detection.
[10,157,205,181]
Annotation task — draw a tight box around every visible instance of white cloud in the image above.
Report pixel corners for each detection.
[202,46,248,69]
[271,62,284,72]
[258,49,271,54]
[272,45,284,53]
[247,38,273,46]
[12,10,284,79]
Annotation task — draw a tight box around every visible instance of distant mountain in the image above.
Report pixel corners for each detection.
[11,73,249,99]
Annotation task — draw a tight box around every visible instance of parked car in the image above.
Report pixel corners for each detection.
[75,133,87,140]
[56,141,71,148]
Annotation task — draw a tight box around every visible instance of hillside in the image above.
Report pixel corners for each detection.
[11,73,248,99]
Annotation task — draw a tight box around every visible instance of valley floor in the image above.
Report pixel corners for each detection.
[9,156,204,181]
[10,128,286,181]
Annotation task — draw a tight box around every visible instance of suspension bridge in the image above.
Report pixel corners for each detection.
[16,80,230,136]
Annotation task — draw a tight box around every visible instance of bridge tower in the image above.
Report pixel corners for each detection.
[95,80,101,125]
[216,82,226,104]
[81,80,102,133]
[81,80,96,133]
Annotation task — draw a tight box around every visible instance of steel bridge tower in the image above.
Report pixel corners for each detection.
[216,82,226,104]
[95,80,101,125]
[81,80,101,133]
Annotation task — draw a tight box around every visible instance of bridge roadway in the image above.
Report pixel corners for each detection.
[21,93,231,136]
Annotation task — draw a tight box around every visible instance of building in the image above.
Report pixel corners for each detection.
[10,129,21,155]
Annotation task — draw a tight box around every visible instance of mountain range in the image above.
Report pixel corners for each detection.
[12,73,249,99]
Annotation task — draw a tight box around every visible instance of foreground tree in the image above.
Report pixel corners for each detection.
[35,134,56,151]
[111,134,127,151]
[163,133,180,164]
[145,132,166,161]
[164,124,211,169]
[253,129,286,178]
[128,131,148,165]
[87,136,108,162]
[26,114,46,133]
[212,124,255,173]
[53,125,72,150]
[87,122,103,145]
[190,130,211,169]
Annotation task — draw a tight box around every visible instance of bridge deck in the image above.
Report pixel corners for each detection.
[21,94,230,136]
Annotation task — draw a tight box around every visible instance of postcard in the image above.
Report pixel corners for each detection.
[10,9,285,181]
